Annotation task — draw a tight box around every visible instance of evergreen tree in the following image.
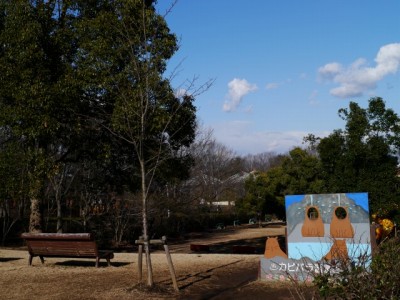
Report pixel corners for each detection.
[317,98,400,214]
[0,1,81,232]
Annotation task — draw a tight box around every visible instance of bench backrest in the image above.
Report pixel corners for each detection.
[21,233,99,258]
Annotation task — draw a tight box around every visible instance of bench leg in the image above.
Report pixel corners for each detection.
[106,257,111,267]
[39,256,45,264]
[28,255,33,266]
[95,257,99,268]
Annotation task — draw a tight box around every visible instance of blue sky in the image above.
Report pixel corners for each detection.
[156,0,400,155]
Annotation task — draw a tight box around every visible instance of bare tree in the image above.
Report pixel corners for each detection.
[243,152,285,172]
[47,163,78,233]
[187,128,245,212]
[74,1,212,286]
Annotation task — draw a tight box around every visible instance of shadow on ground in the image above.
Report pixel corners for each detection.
[187,236,287,255]
[54,260,130,267]
[0,257,22,262]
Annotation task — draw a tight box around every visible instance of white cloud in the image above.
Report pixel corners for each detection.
[174,88,188,98]
[223,78,257,112]
[318,43,400,98]
[318,62,343,80]
[212,121,328,155]
[266,82,279,90]
[230,130,306,154]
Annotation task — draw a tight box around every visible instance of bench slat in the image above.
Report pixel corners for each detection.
[21,233,92,240]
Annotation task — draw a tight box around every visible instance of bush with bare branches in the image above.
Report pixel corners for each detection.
[290,237,400,300]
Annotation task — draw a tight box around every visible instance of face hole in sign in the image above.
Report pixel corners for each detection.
[335,207,347,220]
[307,207,319,220]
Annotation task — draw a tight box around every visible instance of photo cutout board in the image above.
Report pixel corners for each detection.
[285,192,372,262]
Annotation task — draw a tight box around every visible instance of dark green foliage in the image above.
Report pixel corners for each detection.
[0,0,83,232]
[73,0,195,185]
[241,171,285,219]
[0,0,197,246]
[239,148,324,219]
[316,98,400,213]
[279,148,326,195]
[243,98,400,219]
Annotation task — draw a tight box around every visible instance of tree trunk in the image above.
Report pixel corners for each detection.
[140,158,154,287]
[29,175,43,233]
[56,197,62,233]
[29,197,42,233]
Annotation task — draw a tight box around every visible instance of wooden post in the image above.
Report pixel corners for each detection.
[137,236,143,283]
[144,237,154,287]
[162,236,179,291]
[135,235,179,291]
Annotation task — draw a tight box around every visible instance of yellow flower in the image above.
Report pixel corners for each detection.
[381,219,394,234]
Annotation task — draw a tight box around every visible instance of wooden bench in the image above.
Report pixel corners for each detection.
[21,233,114,267]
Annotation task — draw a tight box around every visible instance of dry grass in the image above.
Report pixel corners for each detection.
[0,226,294,300]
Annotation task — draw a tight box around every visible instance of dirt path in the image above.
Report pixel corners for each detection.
[0,225,296,300]
[167,224,286,253]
